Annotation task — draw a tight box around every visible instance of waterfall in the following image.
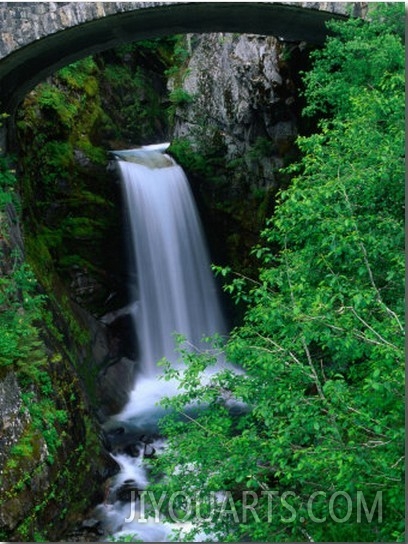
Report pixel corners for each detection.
[116,145,226,377]
[91,146,228,541]
[90,146,240,541]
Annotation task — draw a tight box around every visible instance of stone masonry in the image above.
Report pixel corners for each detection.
[0,2,366,113]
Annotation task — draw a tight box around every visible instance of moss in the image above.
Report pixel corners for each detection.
[15,37,179,326]
[17,57,122,314]
[0,332,99,540]
[24,234,56,291]
[0,166,99,540]
[9,443,96,541]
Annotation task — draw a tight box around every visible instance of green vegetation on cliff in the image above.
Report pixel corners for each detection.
[16,39,177,318]
[0,145,99,542]
[148,5,405,542]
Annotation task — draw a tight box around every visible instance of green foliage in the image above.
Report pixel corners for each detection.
[100,41,173,143]
[0,136,96,538]
[167,87,194,127]
[0,255,71,462]
[16,58,119,312]
[168,138,210,177]
[5,415,99,541]
[10,433,35,458]
[107,534,143,542]
[301,4,404,119]
[0,165,15,198]
[164,35,191,79]
[247,136,277,161]
[148,6,405,542]
[0,151,17,211]
[0,262,47,369]
[1,123,73,473]
[36,84,79,128]
[20,392,69,464]
[169,87,194,106]
[165,35,193,124]
[58,57,99,95]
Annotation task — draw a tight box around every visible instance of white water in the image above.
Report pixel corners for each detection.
[118,149,226,377]
[94,146,230,541]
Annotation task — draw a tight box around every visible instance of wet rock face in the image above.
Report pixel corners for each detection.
[0,374,27,468]
[96,357,138,419]
[171,33,300,192]
[0,374,49,535]
[0,204,104,541]
[168,33,310,279]
[0,366,94,538]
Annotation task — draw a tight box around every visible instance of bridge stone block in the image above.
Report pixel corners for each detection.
[0,2,365,115]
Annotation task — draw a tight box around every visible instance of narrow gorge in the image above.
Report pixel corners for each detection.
[0,3,404,542]
[1,30,306,541]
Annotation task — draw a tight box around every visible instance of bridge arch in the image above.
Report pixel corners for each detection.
[0,2,357,116]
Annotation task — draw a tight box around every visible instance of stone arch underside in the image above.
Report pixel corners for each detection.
[0,2,348,115]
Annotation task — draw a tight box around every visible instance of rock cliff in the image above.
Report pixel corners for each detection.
[168,33,309,278]
[172,33,298,191]
[0,197,103,541]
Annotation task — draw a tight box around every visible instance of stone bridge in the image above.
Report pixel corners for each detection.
[0,1,365,115]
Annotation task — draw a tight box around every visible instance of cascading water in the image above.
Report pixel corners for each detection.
[92,145,229,541]
[117,145,225,377]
